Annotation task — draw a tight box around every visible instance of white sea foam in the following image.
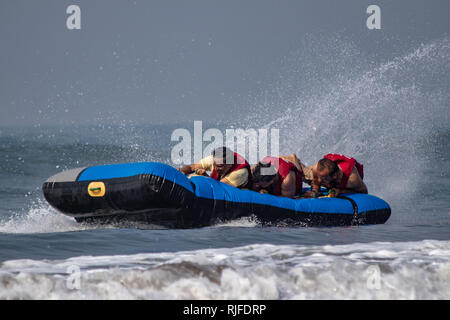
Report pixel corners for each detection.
[0,200,153,234]
[0,240,449,299]
[0,203,83,234]
[213,216,260,228]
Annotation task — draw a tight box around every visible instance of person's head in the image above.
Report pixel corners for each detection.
[251,161,278,191]
[315,158,340,187]
[212,147,235,176]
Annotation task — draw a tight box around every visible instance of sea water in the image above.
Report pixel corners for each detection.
[0,37,449,300]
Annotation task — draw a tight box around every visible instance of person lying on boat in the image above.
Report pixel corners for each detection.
[303,153,367,198]
[178,147,251,188]
[250,156,303,198]
[278,153,311,182]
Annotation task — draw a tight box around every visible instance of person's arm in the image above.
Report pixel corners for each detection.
[306,178,321,197]
[179,155,214,175]
[302,167,321,198]
[280,171,297,198]
[178,163,203,175]
[296,160,318,198]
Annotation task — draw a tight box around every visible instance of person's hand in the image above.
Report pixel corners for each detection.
[195,169,208,176]
[327,188,340,197]
[259,189,269,194]
[303,190,318,198]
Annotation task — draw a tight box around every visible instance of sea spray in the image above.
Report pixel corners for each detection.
[1,36,449,232]
[237,35,450,222]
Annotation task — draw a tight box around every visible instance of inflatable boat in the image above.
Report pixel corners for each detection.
[42,162,391,228]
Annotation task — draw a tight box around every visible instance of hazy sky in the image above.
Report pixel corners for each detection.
[0,0,449,126]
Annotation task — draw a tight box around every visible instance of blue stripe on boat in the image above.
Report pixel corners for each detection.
[189,175,355,214]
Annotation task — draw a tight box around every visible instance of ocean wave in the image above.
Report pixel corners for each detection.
[1,240,449,299]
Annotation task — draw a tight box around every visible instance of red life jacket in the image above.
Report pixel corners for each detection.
[323,153,364,189]
[210,152,251,187]
[261,156,303,196]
